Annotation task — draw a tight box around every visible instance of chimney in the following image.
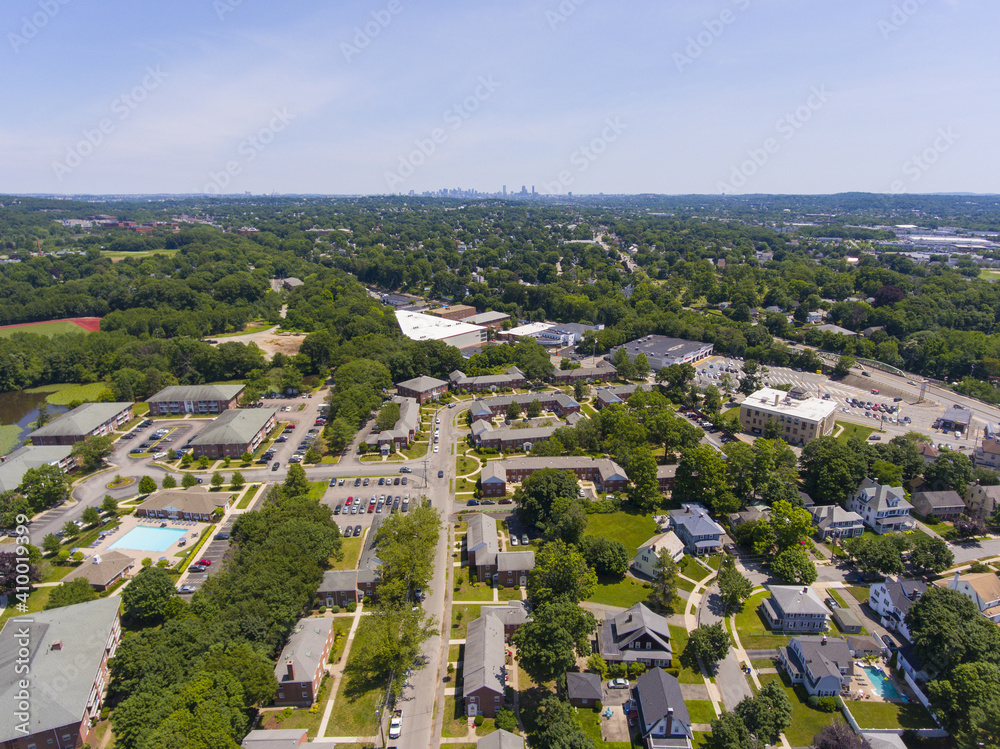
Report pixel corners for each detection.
[666,707,673,734]
[953,571,960,587]
[285,659,294,680]
[93,555,101,565]
[774,393,780,406]
[821,636,827,646]
[51,640,62,651]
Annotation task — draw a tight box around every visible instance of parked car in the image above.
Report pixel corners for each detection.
[467,499,480,506]
[388,714,402,740]
[343,526,353,538]
[510,536,519,546]
[197,559,211,566]
[438,470,444,478]
[355,477,362,486]
[178,584,196,593]
[189,564,206,572]
[215,532,230,540]
[353,525,361,536]
[521,534,529,545]
[825,597,839,609]
[609,678,629,689]
[334,504,342,515]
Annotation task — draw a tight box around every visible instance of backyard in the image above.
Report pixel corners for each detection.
[846,699,938,730]
[451,604,482,638]
[584,510,657,557]
[757,672,840,746]
[734,591,792,650]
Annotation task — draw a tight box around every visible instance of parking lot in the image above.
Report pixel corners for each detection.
[119,420,204,461]
[321,473,418,538]
[178,516,238,594]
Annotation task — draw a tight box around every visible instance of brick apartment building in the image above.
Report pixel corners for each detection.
[28,402,134,446]
[146,384,244,415]
[189,408,277,460]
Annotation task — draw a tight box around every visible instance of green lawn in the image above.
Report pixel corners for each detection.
[847,699,938,729]
[324,669,382,737]
[0,424,22,455]
[847,586,870,602]
[668,625,705,684]
[306,481,328,502]
[26,381,109,405]
[453,570,497,601]
[757,672,840,746]
[828,589,849,608]
[328,617,353,664]
[0,320,88,338]
[330,537,363,571]
[451,604,482,638]
[449,644,464,663]
[456,455,479,475]
[734,591,792,650]
[584,511,657,558]
[835,420,876,443]
[442,695,470,737]
[0,586,53,627]
[687,700,717,725]
[586,575,652,608]
[680,555,711,582]
[498,587,523,601]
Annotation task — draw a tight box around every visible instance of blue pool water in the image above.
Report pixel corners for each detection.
[862,666,903,700]
[109,527,187,552]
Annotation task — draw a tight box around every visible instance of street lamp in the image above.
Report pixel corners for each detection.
[375,707,386,749]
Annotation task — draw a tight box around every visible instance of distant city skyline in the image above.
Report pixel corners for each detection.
[2,0,996,196]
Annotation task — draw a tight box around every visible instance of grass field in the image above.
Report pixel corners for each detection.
[669,625,706,684]
[735,591,792,650]
[330,537,363,570]
[0,320,87,338]
[101,249,178,260]
[26,382,109,406]
[757,672,840,745]
[828,588,850,608]
[585,511,657,558]
[451,604,482,638]
[680,555,711,582]
[835,420,876,443]
[587,574,653,608]
[306,481,328,502]
[687,700,717,725]
[845,698,938,729]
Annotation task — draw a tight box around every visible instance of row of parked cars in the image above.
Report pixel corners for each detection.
[335,494,411,515]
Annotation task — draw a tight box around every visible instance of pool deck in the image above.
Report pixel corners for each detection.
[844,662,909,704]
[81,514,211,571]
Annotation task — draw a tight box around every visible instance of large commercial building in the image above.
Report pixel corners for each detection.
[28,402,134,446]
[395,310,487,350]
[738,387,837,445]
[609,335,713,371]
[189,408,277,459]
[0,597,122,749]
[146,384,245,415]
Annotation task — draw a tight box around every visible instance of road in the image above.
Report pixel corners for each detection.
[698,583,754,710]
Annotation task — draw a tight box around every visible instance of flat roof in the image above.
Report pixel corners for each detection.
[741,387,837,422]
[613,335,711,360]
[505,322,554,337]
[468,311,510,325]
[395,310,485,342]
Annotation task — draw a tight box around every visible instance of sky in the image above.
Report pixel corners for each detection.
[1,0,996,196]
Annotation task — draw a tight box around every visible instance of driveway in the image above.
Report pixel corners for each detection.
[699,584,754,710]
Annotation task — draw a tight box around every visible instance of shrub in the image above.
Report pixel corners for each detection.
[594,700,603,712]
[330,605,340,614]
[474,715,484,727]
[318,605,326,614]
[586,653,608,677]
[807,695,839,712]
[495,708,517,732]
[346,601,357,612]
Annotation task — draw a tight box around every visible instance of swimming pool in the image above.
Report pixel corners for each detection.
[109,527,187,552]
[862,665,903,700]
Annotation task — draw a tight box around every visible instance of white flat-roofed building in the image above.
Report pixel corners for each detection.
[395,310,487,349]
[609,335,713,371]
[739,387,837,445]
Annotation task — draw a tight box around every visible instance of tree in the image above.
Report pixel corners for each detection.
[580,536,629,578]
[102,494,118,514]
[688,622,730,671]
[625,446,661,512]
[771,547,817,584]
[495,709,518,733]
[737,359,764,395]
[833,355,856,377]
[800,436,868,506]
[709,711,751,749]
[527,540,597,606]
[200,641,278,707]
[954,515,988,539]
[0,491,30,528]
[230,471,245,489]
[514,468,580,528]
[81,506,101,526]
[732,518,776,557]
[373,505,439,602]
[545,500,588,546]
[813,721,871,749]
[35,402,51,428]
[161,474,177,489]
[506,402,521,421]
[61,520,80,538]
[573,380,585,401]
[121,566,178,625]
[181,472,198,489]
[210,472,224,489]
[842,533,908,577]
[138,475,157,494]
[20,464,70,512]
[717,557,753,613]
[650,551,680,614]
[513,601,596,683]
[71,434,115,471]
[924,451,975,495]
[906,586,1000,677]
[283,463,309,497]
[0,551,38,596]
[346,602,436,699]
[702,384,723,416]
[529,693,597,749]
[527,399,543,418]
[909,535,954,574]
[632,353,651,380]
[45,578,98,609]
[240,451,252,464]
[675,445,738,515]
[769,500,814,552]
[42,533,61,555]
[736,680,793,745]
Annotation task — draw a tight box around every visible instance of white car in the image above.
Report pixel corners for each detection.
[388,716,402,739]
[153,451,168,459]
[433,445,439,453]
[510,536,519,546]
[608,678,629,689]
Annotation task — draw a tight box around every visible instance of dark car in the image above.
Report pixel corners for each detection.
[355,478,362,486]
[363,478,370,486]
[881,634,898,652]
[498,498,513,505]
[353,524,362,536]
[343,525,353,538]
[480,499,495,505]
[393,477,400,485]
[467,499,480,506]
[272,461,280,471]
[214,532,230,540]
[438,470,444,478]
[189,564,206,572]
[329,478,337,487]
[401,477,407,485]
[334,504,342,515]
[378,477,385,486]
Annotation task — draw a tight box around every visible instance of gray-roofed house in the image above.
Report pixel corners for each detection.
[135,489,233,522]
[847,635,885,658]
[190,408,278,460]
[633,668,692,748]
[567,671,603,707]
[357,514,384,600]
[241,729,308,749]
[281,277,304,290]
[810,505,864,540]
[450,366,527,393]
[550,363,617,385]
[273,618,335,707]
[598,603,673,668]
[727,506,771,529]
[477,729,525,749]
[759,585,829,632]
[365,396,420,451]
[869,577,927,642]
[465,392,581,420]
[482,601,532,639]
[669,503,724,556]
[939,404,973,433]
[831,607,863,634]
[467,311,511,329]
[910,490,965,521]
[316,569,360,609]
[395,375,449,404]
[463,615,506,717]
[779,636,854,697]
[479,456,628,498]
[656,464,677,494]
[473,422,560,452]
[146,383,245,415]
[466,513,534,587]
[0,597,121,749]
[63,550,135,591]
[28,401,134,445]
[632,531,685,577]
[846,478,914,534]
[0,444,77,492]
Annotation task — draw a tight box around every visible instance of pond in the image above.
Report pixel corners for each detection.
[0,390,68,454]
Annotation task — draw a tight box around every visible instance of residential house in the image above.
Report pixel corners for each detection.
[356,514,384,600]
[471,422,560,452]
[466,514,534,587]
[550,363,617,385]
[63,551,135,592]
[669,503,724,556]
[965,483,1000,519]
[942,570,1000,623]
[476,730,525,749]
[316,569,360,609]
[779,636,854,697]
[910,490,965,521]
[465,392,580,422]
[633,668,692,749]
[831,608,863,634]
[241,730,308,749]
[810,505,864,540]
[727,506,771,529]
[28,401,134,446]
[281,277,303,290]
[597,603,673,668]
[463,615,506,718]
[146,384,244,415]
[917,443,939,465]
[189,408,278,460]
[846,635,885,659]
[632,531,685,577]
[0,597,121,749]
[846,478,914,534]
[897,643,932,682]
[656,464,677,494]
[479,456,628,498]
[974,437,1000,469]
[566,672,603,708]
[759,585,829,632]
[273,618,335,707]
[481,602,531,639]
[135,489,233,522]
[395,376,449,404]
[594,383,650,409]
[869,577,927,642]
[365,396,419,452]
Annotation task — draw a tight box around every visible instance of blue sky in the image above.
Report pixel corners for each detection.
[2,0,995,195]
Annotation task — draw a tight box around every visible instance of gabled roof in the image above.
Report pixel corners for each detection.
[318,569,359,593]
[497,550,534,572]
[191,408,277,446]
[785,636,853,683]
[242,729,308,749]
[464,615,505,696]
[946,571,1000,605]
[636,667,690,732]
[138,489,231,516]
[467,513,499,561]
[482,602,531,628]
[637,531,684,561]
[567,671,603,701]
[396,375,448,392]
[147,384,244,403]
[768,585,828,617]
[670,503,724,539]
[880,577,927,619]
[29,401,133,439]
[275,618,332,683]
[477,729,525,749]
[911,490,964,511]
[853,478,912,513]
[811,504,864,530]
[0,445,74,492]
[63,550,134,587]
[600,603,673,663]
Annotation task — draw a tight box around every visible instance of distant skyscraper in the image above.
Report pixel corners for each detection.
[502,185,506,196]
[531,185,535,196]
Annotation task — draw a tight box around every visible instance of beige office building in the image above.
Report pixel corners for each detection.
[739,387,836,445]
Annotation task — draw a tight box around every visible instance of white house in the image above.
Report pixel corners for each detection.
[942,571,1000,623]
[779,636,854,697]
[633,531,685,577]
[846,478,914,534]
[868,578,927,642]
